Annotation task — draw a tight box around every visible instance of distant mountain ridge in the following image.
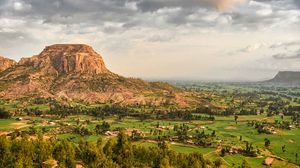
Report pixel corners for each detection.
[0,44,204,107]
[266,71,300,85]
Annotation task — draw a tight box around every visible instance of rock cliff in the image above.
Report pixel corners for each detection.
[0,56,16,72]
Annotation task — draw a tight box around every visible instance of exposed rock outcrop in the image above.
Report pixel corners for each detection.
[0,56,16,72]
[18,44,110,75]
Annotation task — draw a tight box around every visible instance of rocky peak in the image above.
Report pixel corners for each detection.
[0,56,16,72]
[19,44,110,75]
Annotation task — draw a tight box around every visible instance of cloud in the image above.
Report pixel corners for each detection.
[207,0,248,11]
[272,53,300,60]
[270,41,300,49]
[293,0,300,8]
[256,8,272,16]
[239,43,266,53]
[13,1,32,11]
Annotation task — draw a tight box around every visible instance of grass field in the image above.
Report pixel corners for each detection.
[0,119,17,130]
[1,114,299,167]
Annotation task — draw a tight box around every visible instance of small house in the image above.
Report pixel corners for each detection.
[42,159,58,168]
[264,157,274,166]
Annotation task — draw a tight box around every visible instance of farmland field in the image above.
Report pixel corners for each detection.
[0,84,299,168]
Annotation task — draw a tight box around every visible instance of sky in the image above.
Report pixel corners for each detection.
[0,0,299,81]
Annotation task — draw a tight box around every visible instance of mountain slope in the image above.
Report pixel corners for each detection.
[266,71,300,85]
[0,44,203,107]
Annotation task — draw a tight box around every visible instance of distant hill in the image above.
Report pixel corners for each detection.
[0,44,205,107]
[266,71,300,85]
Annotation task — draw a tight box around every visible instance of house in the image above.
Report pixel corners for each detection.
[42,159,58,168]
[49,122,56,125]
[104,131,118,136]
[76,162,85,168]
[264,157,274,166]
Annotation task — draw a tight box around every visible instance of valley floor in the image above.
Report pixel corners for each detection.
[1,114,299,168]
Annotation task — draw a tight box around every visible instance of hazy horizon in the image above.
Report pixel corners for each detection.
[0,0,299,81]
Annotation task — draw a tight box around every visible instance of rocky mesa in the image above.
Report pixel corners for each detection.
[0,44,204,107]
[18,44,110,75]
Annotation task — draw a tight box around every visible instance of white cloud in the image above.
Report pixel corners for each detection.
[256,9,273,16]
[240,43,266,53]
[13,1,31,11]
[125,2,138,11]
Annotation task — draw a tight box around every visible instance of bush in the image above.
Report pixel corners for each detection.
[0,108,11,119]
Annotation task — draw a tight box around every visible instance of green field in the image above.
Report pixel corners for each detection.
[0,84,300,167]
[0,119,17,130]
[1,114,299,167]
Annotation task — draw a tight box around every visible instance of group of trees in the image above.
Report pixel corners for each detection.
[49,103,217,122]
[155,109,215,121]
[70,121,112,137]
[95,121,111,134]
[193,130,215,147]
[173,124,216,147]
[247,119,296,134]
[48,103,132,118]
[0,132,212,168]
[0,108,11,119]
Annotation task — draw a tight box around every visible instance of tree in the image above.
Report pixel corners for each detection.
[53,140,76,168]
[0,133,209,168]
[211,130,216,137]
[95,121,111,134]
[234,115,239,125]
[77,140,105,167]
[33,134,52,166]
[158,138,168,151]
[0,136,12,167]
[220,148,226,157]
[113,131,133,168]
[214,158,223,168]
[160,158,171,168]
[264,138,270,148]
[131,130,143,141]
[282,145,286,153]
[74,125,91,136]
[0,108,11,119]
[103,139,114,159]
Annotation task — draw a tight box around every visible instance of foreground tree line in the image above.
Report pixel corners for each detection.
[0,131,228,168]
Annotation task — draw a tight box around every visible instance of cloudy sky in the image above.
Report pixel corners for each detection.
[0,0,299,81]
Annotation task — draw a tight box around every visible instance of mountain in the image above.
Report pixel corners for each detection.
[0,44,203,107]
[266,71,300,85]
[0,56,16,72]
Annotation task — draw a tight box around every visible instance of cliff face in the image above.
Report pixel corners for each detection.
[267,71,300,85]
[0,56,16,72]
[18,44,110,75]
[0,44,204,107]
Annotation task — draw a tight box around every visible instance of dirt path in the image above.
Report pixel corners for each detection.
[0,131,12,136]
